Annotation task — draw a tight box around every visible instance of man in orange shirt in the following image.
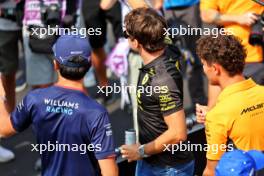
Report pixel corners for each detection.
[196,34,264,176]
[200,0,264,108]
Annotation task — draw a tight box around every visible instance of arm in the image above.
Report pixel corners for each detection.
[98,157,119,176]
[153,0,163,10]
[100,0,118,10]
[0,102,16,138]
[90,112,118,175]
[121,110,187,161]
[144,109,187,155]
[62,0,79,28]
[203,160,218,176]
[0,80,16,138]
[203,111,230,176]
[201,9,258,26]
[127,0,149,9]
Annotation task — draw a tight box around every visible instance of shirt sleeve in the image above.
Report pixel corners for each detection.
[10,95,33,132]
[152,72,183,117]
[205,110,229,160]
[200,0,219,11]
[90,111,115,160]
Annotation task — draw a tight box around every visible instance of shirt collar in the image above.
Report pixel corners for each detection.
[141,51,166,70]
[218,78,257,102]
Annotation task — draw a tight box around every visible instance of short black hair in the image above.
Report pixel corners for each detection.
[58,55,91,80]
[196,34,246,77]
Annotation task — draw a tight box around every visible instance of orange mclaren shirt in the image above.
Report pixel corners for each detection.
[200,0,264,63]
[205,79,264,160]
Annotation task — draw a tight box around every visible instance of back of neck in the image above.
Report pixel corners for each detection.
[220,74,245,90]
[56,76,85,92]
[141,49,165,65]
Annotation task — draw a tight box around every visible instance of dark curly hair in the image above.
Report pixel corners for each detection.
[124,8,167,53]
[196,35,247,77]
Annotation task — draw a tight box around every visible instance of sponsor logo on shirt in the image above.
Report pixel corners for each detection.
[44,98,79,116]
[241,102,264,115]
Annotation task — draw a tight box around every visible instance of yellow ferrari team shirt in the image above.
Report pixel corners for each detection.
[205,79,264,160]
[200,0,264,63]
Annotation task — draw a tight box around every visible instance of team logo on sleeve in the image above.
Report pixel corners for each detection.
[104,123,113,136]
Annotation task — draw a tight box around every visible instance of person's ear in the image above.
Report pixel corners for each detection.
[130,38,139,49]
[54,60,59,70]
[134,39,144,53]
[212,63,221,76]
[134,39,140,49]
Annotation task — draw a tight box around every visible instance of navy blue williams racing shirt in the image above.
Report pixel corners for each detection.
[10,85,115,176]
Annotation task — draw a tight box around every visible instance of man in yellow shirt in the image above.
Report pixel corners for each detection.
[196,34,264,176]
[200,0,264,108]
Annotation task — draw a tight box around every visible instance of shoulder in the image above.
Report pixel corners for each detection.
[152,53,183,88]
[26,86,56,100]
[82,98,110,128]
[200,0,219,10]
[165,44,182,58]
[84,97,108,114]
[151,70,177,87]
[22,88,45,104]
[254,84,264,93]
[163,45,182,73]
[79,96,109,124]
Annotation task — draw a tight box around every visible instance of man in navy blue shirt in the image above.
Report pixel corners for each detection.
[0,34,118,176]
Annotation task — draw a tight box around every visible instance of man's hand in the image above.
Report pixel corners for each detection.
[236,12,258,26]
[121,143,141,162]
[196,104,208,124]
